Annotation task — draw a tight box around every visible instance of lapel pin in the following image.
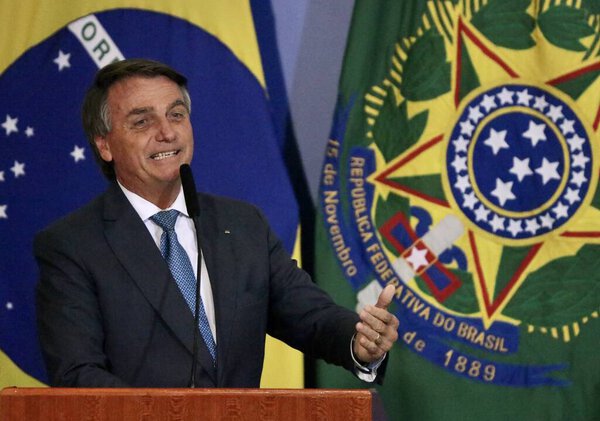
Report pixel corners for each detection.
[224,230,231,234]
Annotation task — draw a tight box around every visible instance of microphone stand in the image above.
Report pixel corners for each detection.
[189,213,203,388]
[180,164,204,388]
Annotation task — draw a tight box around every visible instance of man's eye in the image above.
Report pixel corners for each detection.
[170,111,186,120]
[132,119,147,128]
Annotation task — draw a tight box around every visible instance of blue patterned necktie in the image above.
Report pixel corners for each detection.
[150,209,217,362]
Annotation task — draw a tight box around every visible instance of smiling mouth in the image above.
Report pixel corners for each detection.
[150,150,180,160]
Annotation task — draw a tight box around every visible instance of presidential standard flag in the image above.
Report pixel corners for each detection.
[0,0,303,388]
[315,1,599,419]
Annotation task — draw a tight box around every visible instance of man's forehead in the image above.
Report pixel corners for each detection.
[107,75,183,110]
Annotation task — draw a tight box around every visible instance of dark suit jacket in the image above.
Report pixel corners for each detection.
[35,183,360,387]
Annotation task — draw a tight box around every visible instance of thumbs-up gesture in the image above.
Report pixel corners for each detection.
[353,284,399,363]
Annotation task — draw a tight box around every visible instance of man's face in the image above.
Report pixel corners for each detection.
[95,75,194,198]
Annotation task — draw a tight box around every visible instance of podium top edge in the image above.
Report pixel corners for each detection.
[1,387,376,398]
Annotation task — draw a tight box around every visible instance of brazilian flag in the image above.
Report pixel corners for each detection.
[315,1,600,419]
[0,0,303,388]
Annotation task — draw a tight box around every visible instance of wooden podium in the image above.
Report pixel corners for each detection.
[0,388,386,420]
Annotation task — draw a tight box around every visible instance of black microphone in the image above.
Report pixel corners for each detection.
[180,163,200,218]
[180,163,203,388]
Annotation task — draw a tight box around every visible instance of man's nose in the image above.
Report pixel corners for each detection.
[156,118,176,142]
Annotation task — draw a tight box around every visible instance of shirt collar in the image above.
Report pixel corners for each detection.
[117,181,189,222]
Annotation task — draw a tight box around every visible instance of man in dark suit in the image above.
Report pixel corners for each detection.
[35,59,399,387]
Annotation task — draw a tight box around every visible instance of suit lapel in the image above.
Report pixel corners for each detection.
[102,184,216,384]
[197,194,238,386]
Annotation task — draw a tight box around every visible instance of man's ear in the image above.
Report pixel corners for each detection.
[95,135,113,162]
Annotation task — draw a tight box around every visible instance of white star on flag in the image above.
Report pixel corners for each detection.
[564,188,581,205]
[0,171,4,182]
[540,213,555,229]
[0,205,7,219]
[560,119,575,135]
[570,171,587,187]
[54,50,72,71]
[460,120,475,136]
[406,246,430,272]
[547,104,564,122]
[25,126,35,137]
[573,152,590,169]
[480,94,497,112]
[491,178,516,206]
[567,134,585,152]
[535,158,560,184]
[516,89,532,106]
[2,114,18,136]
[70,145,86,162]
[507,219,523,237]
[468,105,484,123]
[522,120,547,147]
[451,155,467,173]
[489,214,505,232]
[10,160,25,178]
[474,205,490,222]
[497,88,514,105]
[483,128,509,155]
[453,136,469,153]
[524,218,541,235]
[509,157,533,182]
[552,202,569,219]
[5,302,13,310]
[463,191,478,210]
[533,95,549,111]
[454,175,470,193]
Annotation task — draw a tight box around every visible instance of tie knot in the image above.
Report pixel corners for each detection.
[151,209,180,231]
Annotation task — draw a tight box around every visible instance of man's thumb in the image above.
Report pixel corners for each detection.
[375,284,395,309]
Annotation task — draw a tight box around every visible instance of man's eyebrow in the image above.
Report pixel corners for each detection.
[126,107,153,118]
[125,99,187,118]
[168,99,188,111]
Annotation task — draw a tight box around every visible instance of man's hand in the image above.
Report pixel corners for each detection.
[353,284,399,363]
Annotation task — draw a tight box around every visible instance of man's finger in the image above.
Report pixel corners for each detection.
[375,284,395,309]
[359,309,389,333]
[358,335,384,357]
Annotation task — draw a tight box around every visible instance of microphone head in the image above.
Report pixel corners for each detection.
[180,164,200,218]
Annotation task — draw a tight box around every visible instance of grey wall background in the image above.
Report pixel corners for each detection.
[272,1,355,200]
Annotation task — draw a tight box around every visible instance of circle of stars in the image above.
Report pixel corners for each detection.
[446,84,592,240]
